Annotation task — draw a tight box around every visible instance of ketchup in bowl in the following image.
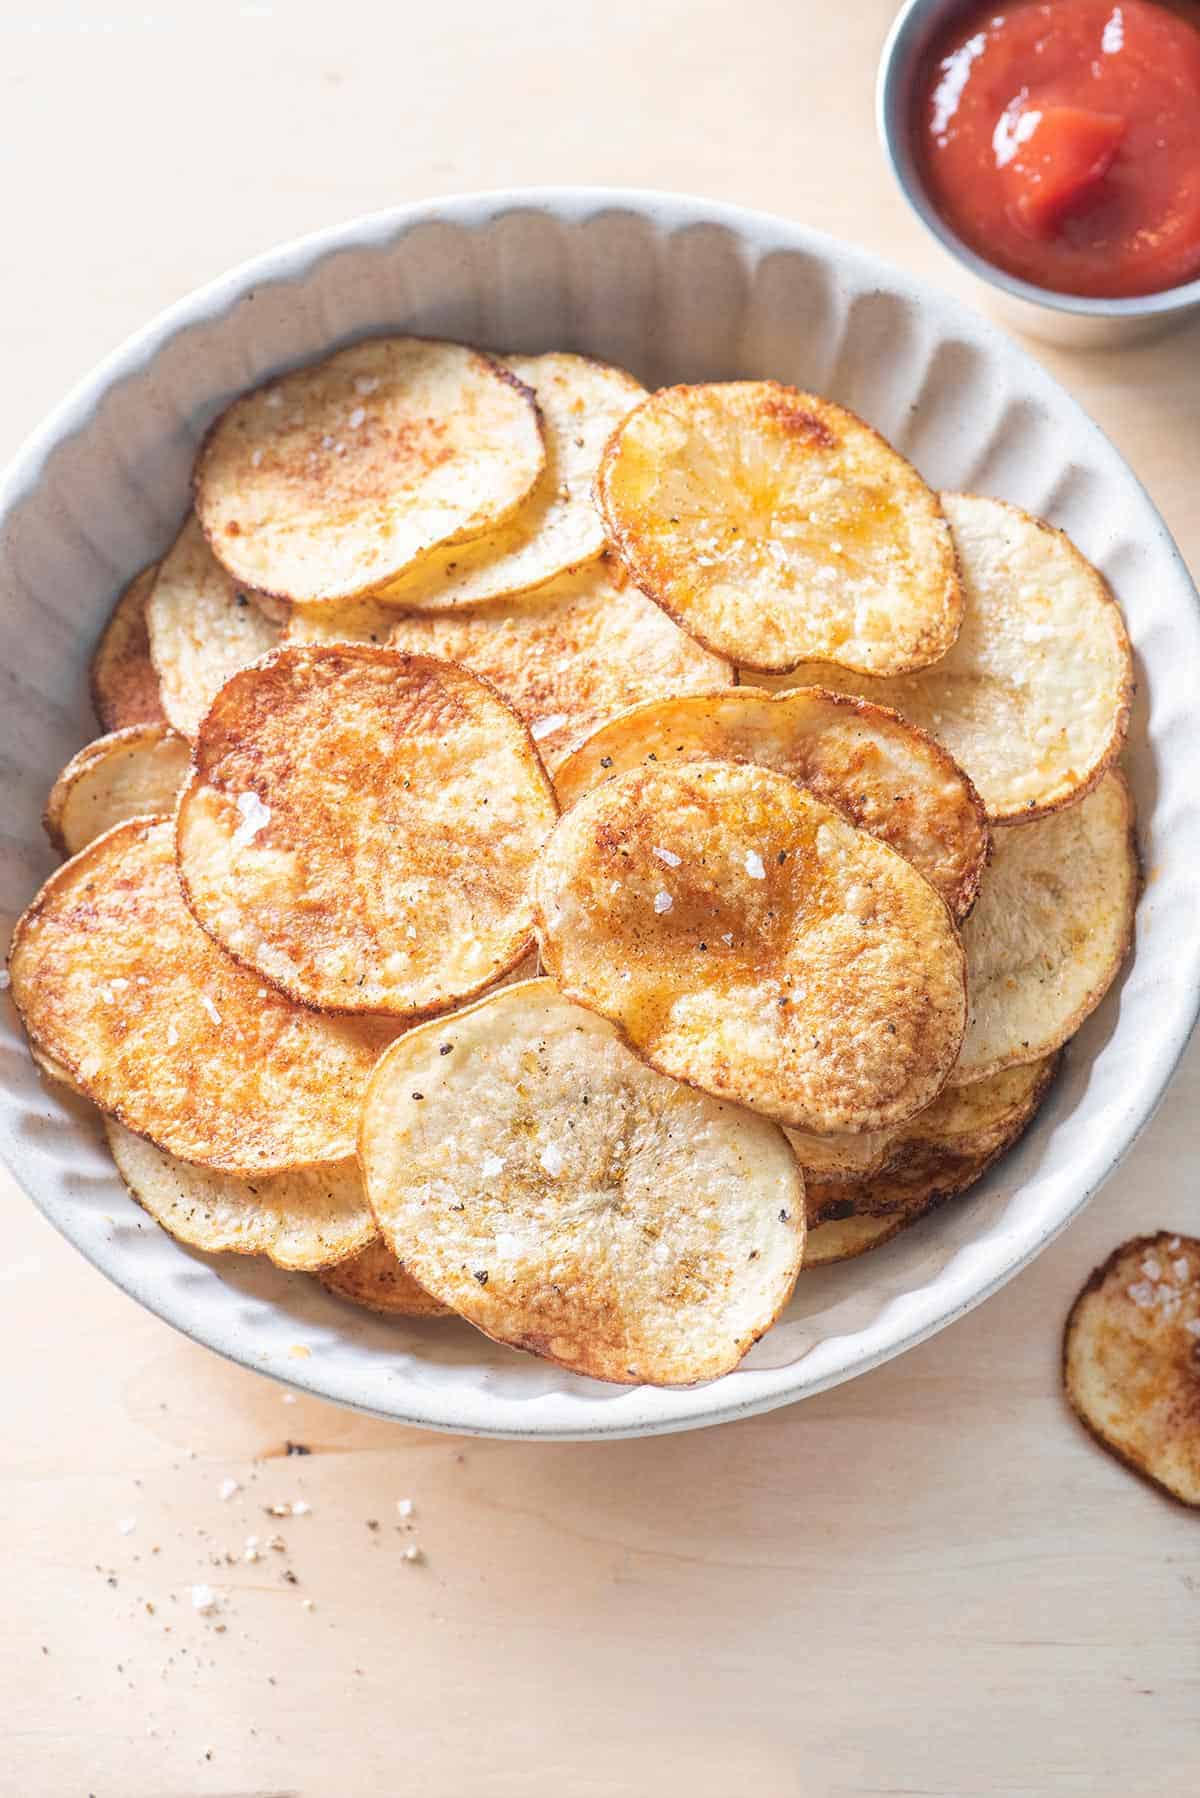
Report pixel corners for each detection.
[915,0,1200,297]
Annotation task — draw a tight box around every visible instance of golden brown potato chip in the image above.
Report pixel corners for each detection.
[176,646,557,1017]
[147,514,281,738]
[803,1210,905,1266]
[8,818,396,1175]
[1064,1232,1200,1507]
[360,980,804,1386]
[595,381,961,675]
[318,1240,450,1317]
[372,352,645,610]
[194,337,545,605]
[43,724,191,856]
[787,1053,1059,1183]
[554,685,988,917]
[768,495,1133,823]
[533,759,967,1133]
[384,561,732,768]
[952,773,1136,1085]
[105,1121,373,1272]
[89,564,167,731]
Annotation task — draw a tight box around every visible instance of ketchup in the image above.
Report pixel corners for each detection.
[914,0,1200,297]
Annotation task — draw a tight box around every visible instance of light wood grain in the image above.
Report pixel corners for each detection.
[2,4,1199,1794]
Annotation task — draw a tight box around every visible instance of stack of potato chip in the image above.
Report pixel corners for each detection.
[11,338,1136,1388]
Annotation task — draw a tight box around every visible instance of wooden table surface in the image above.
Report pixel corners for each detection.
[3,4,1198,1793]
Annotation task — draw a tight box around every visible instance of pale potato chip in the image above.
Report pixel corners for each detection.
[359,980,804,1386]
[554,685,988,917]
[533,759,967,1133]
[788,1053,1059,1183]
[8,818,396,1175]
[952,772,1136,1085]
[89,564,166,731]
[371,352,645,610]
[384,560,732,768]
[105,1120,373,1272]
[147,514,281,738]
[595,381,961,675]
[43,724,191,856]
[318,1240,450,1317]
[1064,1232,1200,1507]
[176,646,557,1017]
[768,494,1133,823]
[31,1045,87,1095]
[194,337,545,605]
[284,596,399,648]
[803,1210,905,1267]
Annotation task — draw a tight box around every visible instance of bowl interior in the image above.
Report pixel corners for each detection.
[2,191,1198,1438]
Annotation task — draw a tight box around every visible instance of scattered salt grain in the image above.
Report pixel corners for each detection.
[744,851,766,880]
[653,890,673,915]
[539,1142,564,1177]
[1174,1258,1190,1282]
[1141,1256,1162,1281]
[231,790,271,850]
[355,375,380,396]
[321,434,335,450]
[117,1517,137,1536]
[396,1498,414,1519]
[250,447,264,468]
[402,1545,422,1563]
[480,1154,504,1179]
[99,986,115,1005]
[653,847,681,868]
[1127,1281,1155,1308]
[200,995,221,1026]
[301,1597,315,1611]
[191,1584,218,1615]
[166,1024,180,1047]
[291,1500,311,1517]
[218,1478,240,1503]
[530,713,568,742]
[721,932,734,946]
[348,406,366,429]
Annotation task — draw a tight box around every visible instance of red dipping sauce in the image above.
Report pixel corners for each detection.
[914,0,1200,296]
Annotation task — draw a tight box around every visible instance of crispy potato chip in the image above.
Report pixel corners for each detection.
[1064,1232,1200,1507]
[383,561,732,768]
[8,818,396,1175]
[370,352,645,610]
[768,495,1133,823]
[176,646,557,1016]
[360,980,804,1386]
[318,1240,450,1317]
[31,1044,87,1095]
[283,596,399,649]
[43,724,191,856]
[554,685,988,917]
[595,381,961,675]
[89,564,166,731]
[803,1210,905,1266]
[533,759,967,1132]
[147,514,281,738]
[105,1120,373,1272]
[787,1053,1059,1183]
[194,337,545,605]
[952,772,1136,1085]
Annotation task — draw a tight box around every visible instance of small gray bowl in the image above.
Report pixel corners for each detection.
[877,0,1200,348]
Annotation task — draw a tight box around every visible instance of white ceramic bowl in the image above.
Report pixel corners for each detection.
[2,188,1198,1440]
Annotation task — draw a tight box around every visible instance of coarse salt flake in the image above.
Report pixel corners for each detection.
[530,713,568,742]
[232,790,271,850]
[1173,1258,1190,1282]
[403,1544,422,1563]
[191,1584,218,1615]
[166,1024,180,1048]
[653,890,673,914]
[292,1500,311,1517]
[218,1478,240,1503]
[480,1153,504,1179]
[1126,1281,1155,1308]
[348,406,366,428]
[355,375,379,395]
[396,1498,414,1518]
[117,1516,137,1536]
[200,995,222,1026]
[250,447,264,468]
[539,1142,564,1177]
[744,850,766,880]
[653,847,681,867]
[1141,1256,1162,1281]
[321,434,335,450]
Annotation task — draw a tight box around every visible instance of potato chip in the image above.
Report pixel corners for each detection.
[176,646,557,1016]
[105,1121,373,1272]
[359,980,804,1386]
[787,1053,1059,1183]
[371,352,645,610]
[768,495,1133,823]
[595,381,961,675]
[8,818,396,1175]
[1064,1232,1200,1507]
[89,563,166,731]
[803,1210,905,1266]
[952,772,1136,1085]
[554,685,988,917]
[43,724,191,856]
[31,1045,87,1095]
[147,514,281,738]
[318,1240,450,1317]
[533,759,967,1132]
[194,337,545,605]
[284,596,399,648]
[384,561,732,769]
